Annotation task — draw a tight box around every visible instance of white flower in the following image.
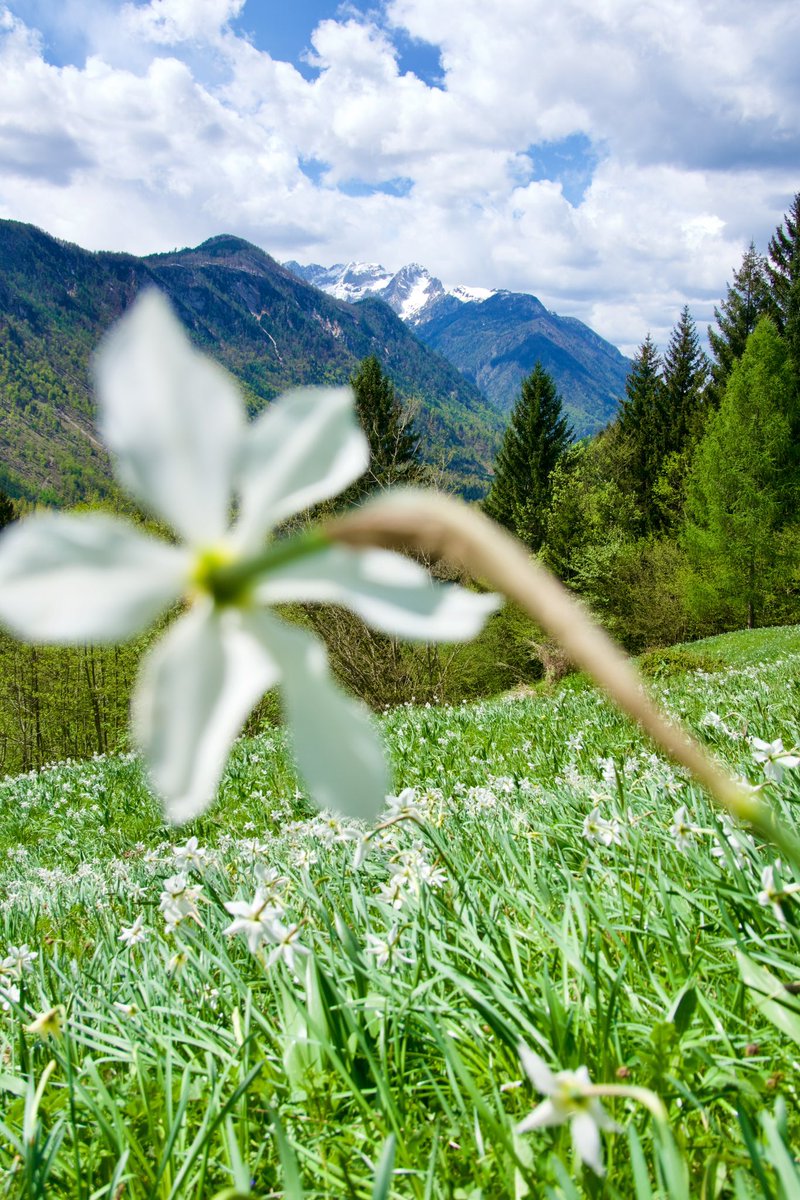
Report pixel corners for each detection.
[118,914,147,947]
[173,836,209,873]
[750,738,800,784]
[1,944,38,978]
[223,891,282,954]
[265,920,309,974]
[0,292,499,824]
[516,1045,620,1176]
[669,805,695,853]
[0,982,20,1012]
[582,808,621,847]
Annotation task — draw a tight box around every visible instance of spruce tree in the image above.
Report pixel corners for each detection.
[0,490,15,529]
[661,305,710,455]
[708,242,769,403]
[616,334,666,527]
[483,362,573,552]
[766,191,800,381]
[683,318,796,630]
[349,356,423,492]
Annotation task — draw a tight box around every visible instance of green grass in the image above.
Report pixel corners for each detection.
[1,626,799,1197]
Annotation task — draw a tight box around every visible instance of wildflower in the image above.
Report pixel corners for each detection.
[1,943,38,978]
[223,891,282,954]
[159,873,203,930]
[750,738,800,784]
[669,805,696,853]
[582,808,621,847]
[365,926,414,970]
[0,292,498,823]
[173,836,209,873]
[118,913,147,948]
[25,1006,64,1040]
[0,982,20,1012]
[265,920,309,974]
[516,1045,620,1176]
[757,862,800,923]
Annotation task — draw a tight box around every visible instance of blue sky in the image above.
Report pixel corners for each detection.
[0,0,798,353]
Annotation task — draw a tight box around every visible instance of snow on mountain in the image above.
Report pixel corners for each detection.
[284,259,496,324]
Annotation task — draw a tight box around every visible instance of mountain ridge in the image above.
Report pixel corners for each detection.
[286,259,631,436]
[0,222,502,504]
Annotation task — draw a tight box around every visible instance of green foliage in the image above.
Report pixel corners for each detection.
[708,242,770,404]
[348,355,425,493]
[637,646,724,680]
[617,334,666,530]
[1,627,800,1194]
[483,362,573,551]
[0,220,502,505]
[661,305,710,462]
[0,489,15,528]
[683,318,799,631]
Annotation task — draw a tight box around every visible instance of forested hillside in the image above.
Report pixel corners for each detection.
[0,222,503,504]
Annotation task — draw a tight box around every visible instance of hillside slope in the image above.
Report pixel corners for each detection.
[0,222,502,504]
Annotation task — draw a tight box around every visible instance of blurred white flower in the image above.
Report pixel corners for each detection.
[0,292,499,824]
[1,943,38,978]
[516,1045,620,1176]
[118,914,147,948]
[669,805,696,853]
[750,738,800,784]
[582,808,622,847]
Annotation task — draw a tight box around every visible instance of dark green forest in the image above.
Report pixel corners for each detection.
[0,196,798,776]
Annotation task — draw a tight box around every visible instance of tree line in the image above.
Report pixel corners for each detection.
[480,192,800,650]
[0,196,797,771]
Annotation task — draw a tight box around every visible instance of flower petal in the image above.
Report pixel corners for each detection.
[0,512,187,642]
[516,1099,562,1133]
[571,1111,604,1175]
[518,1045,556,1095]
[244,610,388,821]
[133,604,278,823]
[95,290,244,544]
[257,544,501,639]
[234,387,368,549]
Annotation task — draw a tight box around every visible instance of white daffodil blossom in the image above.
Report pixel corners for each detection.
[515,1044,665,1177]
[0,291,499,823]
[750,738,800,784]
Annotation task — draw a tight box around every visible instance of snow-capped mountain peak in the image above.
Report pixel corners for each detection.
[283,259,497,324]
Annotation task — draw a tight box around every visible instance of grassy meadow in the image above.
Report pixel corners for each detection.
[1,625,800,1198]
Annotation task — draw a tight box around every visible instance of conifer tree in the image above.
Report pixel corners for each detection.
[483,362,573,552]
[616,334,666,526]
[766,191,800,379]
[683,318,796,630]
[661,306,710,455]
[708,243,769,403]
[349,355,423,492]
[0,491,15,530]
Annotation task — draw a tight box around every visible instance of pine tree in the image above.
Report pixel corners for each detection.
[683,318,796,630]
[483,362,573,552]
[616,334,666,527]
[349,356,423,492]
[708,243,770,403]
[766,192,800,380]
[661,306,710,456]
[0,491,15,530]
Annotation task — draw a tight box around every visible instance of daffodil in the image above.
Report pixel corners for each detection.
[516,1045,620,1176]
[0,291,498,822]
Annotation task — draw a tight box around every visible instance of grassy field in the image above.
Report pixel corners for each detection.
[1,625,799,1198]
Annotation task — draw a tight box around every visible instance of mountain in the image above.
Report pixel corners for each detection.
[285,260,631,437]
[0,222,503,505]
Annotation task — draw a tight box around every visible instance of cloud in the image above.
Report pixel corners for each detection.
[0,0,798,355]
